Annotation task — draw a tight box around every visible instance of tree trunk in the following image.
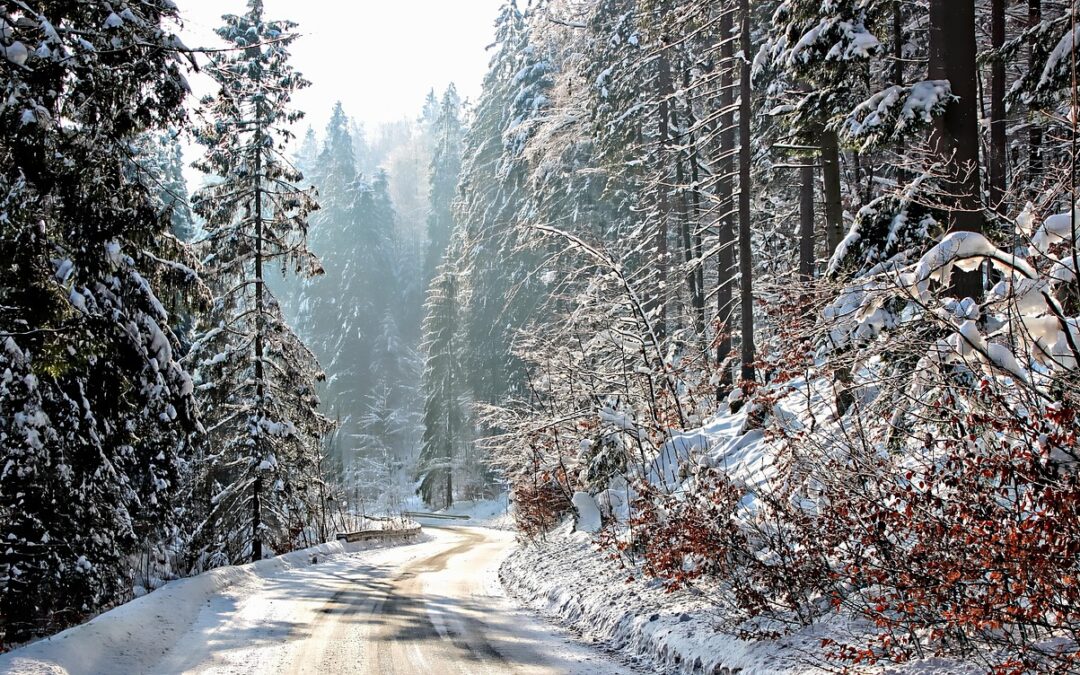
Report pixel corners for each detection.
[252,475,262,562]
[738,0,756,382]
[652,49,674,344]
[252,98,266,564]
[893,1,908,181]
[893,1,904,88]
[680,65,708,346]
[716,7,736,400]
[929,0,984,299]
[446,273,456,510]
[990,0,1008,214]
[1029,0,1043,185]
[799,162,815,282]
[821,128,845,256]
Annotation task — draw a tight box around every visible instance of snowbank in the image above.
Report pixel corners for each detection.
[0,533,423,675]
[501,522,809,674]
[410,494,515,530]
[501,394,979,675]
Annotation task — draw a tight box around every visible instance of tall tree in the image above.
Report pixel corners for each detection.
[190,0,329,565]
[423,84,464,286]
[0,0,199,641]
[738,0,757,381]
[989,0,1008,213]
[716,4,737,395]
[929,0,983,299]
[417,261,465,509]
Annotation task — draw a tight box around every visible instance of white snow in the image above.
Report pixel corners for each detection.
[2,527,630,675]
[0,534,424,675]
[2,40,27,66]
[571,491,602,532]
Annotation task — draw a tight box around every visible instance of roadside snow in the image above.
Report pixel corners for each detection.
[501,517,980,674]
[415,494,516,530]
[572,492,602,532]
[501,522,811,674]
[0,534,425,675]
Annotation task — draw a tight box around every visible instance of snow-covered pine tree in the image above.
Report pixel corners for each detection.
[133,131,198,242]
[419,88,442,144]
[189,0,331,566]
[0,0,200,642]
[316,102,358,215]
[758,0,886,260]
[423,85,464,286]
[294,126,320,184]
[457,0,554,408]
[417,260,467,509]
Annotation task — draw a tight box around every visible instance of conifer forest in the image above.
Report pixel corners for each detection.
[3,0,1080,673]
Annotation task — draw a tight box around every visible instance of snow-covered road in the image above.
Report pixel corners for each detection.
[2,527,631,675]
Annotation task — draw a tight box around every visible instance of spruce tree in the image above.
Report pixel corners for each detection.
[423,85,464,286]
[0,0,199,641]
[189,0,330,566]
[417,261,466,509]
[457,0,553,407]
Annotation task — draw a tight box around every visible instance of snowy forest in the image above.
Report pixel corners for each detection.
[4,0,1080,672]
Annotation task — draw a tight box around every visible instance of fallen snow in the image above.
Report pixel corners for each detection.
[0,534,423,675]
[572,492,602,533]
[502,521,810,674]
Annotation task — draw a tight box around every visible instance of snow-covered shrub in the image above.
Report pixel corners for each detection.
[762,206,1080,670]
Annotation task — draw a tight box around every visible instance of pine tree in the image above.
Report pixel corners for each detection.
[134,131,197,242]
[314,102,357,216]
[417,261,466,509]
[0,0,199,642]
[294,126,319,181]
[189,0,330,566]
[760,0,887,255]
[423,85,464,286]
[457,0,554,407]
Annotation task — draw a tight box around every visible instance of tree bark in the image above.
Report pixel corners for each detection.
[929,0,984,299]
[893,1,908,182]
[738,0,756,382]
[799,162,816,282]
[1029,0,1043,185]
[716,6,736,399]
[252,92,266,564]
[252,475,262,562]
[680,64,708,345]
[652,48,674,344]
[990,0,1008,214]
[821,128,845,256]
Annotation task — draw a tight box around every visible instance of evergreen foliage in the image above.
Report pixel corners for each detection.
[0,0,199,642]
[189,0,330,567]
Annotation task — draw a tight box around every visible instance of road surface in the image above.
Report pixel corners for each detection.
[3,526,632,674]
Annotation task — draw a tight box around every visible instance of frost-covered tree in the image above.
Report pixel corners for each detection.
[417,260,467,509]
[134,131,197,242]
[189,0,330,566]
[758,0,887,253]
[315,102,357,210]
[0,0,200,642]
[423,84,464,285]
[294,126,319,181]
[457,0,553,407]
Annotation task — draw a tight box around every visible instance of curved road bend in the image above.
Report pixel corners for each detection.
[167,526,633,674]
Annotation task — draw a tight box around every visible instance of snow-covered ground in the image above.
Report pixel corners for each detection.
[0,526,632,675]
[501,522,978,675]
[501,522,814,675]
[432,494,516,529]
[498,389,983,675]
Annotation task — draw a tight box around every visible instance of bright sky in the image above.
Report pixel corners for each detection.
[178,0,504,135]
